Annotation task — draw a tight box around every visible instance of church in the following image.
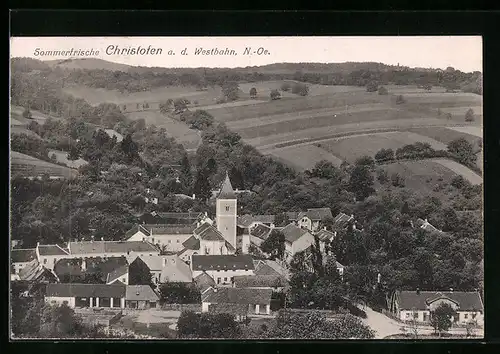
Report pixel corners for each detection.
[126,172,250,263]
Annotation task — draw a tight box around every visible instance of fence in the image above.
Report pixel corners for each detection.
[160,303,201,312]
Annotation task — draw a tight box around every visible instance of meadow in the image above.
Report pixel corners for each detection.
[269,145,344,171]
[11,151,79,179]
[48,150,89,169]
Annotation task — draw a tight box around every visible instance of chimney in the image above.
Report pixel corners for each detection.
[101,237,104,241]
[37,242,40,247]
[449,288,453,293]
[416,288,420,295]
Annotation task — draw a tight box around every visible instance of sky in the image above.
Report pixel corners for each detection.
[10,36,482,72]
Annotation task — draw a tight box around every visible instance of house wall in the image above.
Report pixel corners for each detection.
[249,235,264,247]
[193,268,254,286]
[241,234,250,254]
[458,311,483,325]
[200,239,228,255]
[179,249,199,264]
[297,217,312,231]
[12,261,30,274]
[39,255,67,270]
[428,298,459,312]
[148,234,192,252]
[202,301,210,312]
[400,310,430,322]
[291,232,315,255]
[126,231,148,242]
[45,296,76,308]
[216,199,237,248]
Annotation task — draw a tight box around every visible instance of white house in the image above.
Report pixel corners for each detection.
[389,290,484,326]
[45,283,127,309]
[201,286,273,316]
[11,248,37,275]
[248,224,273,247]
[238,214,276,229]
[296,208,333,232]
[191,254,255,286]
[130,254,192,284]
[280,223,316,261]
[125,224,197,252]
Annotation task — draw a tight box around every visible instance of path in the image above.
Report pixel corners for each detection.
[361,306,403,339]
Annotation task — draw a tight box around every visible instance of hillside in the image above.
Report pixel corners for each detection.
[45,58,132,72]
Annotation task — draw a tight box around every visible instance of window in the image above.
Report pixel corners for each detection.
[177,239,180,243]
[53,258,57,264]
[472,313,477,319]
[225,227,228,230]
[406,313,410,319]
[217,278,221,284]
[168,240,172,243]
[413,312,418,319]
[122,278,126,282]
[63,301,68,305]
[224,277,228,282]
[225,206,230,212]
[464,314,468,319]
[43,259,47,264]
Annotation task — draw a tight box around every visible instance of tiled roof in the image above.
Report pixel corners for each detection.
[19,259,59,282]
[54,257,128,282]
[134,254,165,271]
[238,214,275,227]
[69,241,158,255]
[147,224,197,235]
[11,248,36,263]
[250,224,272,241]
[38,244,69,256]
[107,265,129,283]
[194,223,226,242]
[233,275,287,288]
[217,172,236,199]
[202,287,272,305]
[333,213,354,229]
[182,236,201,250]
[194,272,216,291]
[209,303,249,315]
[192,255,255,271]
[253,260,288,278]
[46,283,126,298]
[281,223,311,244]
[315,229,336,242]
[160,258,192,283]
[397,291,484,312]
[126,285,160,301]
[305,208,333,221]
[125,224,151,239]
[286,212,300,221]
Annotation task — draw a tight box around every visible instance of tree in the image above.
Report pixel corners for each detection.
[222,81,239,102]
[280,82,291,92]
[465,108,475,122]
[292,82,309,96]
[374,148,394,162]
[129,257,154,286]
[378,86,388,95]
[159,282,200,304]
[390,172,405,187]
[177,311,242,338]
[67,145,80,161]
[430,303,457,336]
[193,168,212,203]
[39,303,85,338]
[423,83,433,91]
[22,107,32,119]
[260,229,286,260]
[310,160,342,181]
[446,112,453,120]
[249,87,257,99]
[270,89,281,100]
[447,138,477,166]
[396,95,406,105]
[348,165,375,201]
[173,98,189,113]
[120,134,139,162]
[355,155,375,168]
[366,81,379,92]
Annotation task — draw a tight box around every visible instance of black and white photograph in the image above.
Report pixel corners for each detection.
[9,36,483,340]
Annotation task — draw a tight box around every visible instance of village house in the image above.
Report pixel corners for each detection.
[45,283,160,310]
[294,208,333,232]
[53,256,129,284]
[125,224,197,252]
[248,224,273,247]
[233,274,287,292]
[280,223,316,261]
[191,254,255,286]
[15,259,59,283]
[389,290,484,326]
[253,259,289,279]
[11,248,37,275]
[106,264,129,285]
[35,240,160,270]
[202,286,273,317]
[238,214,276,229]
[315,229,337,253]
[130,254,192,284]
[138,211,208,225]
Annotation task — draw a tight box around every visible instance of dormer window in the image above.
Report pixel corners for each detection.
[225,206,230,212]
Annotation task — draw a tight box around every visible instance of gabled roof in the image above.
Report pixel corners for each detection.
[125,224,151,239]
[69,240,158,255]
[415,218,442,233]
[253,259,289,278]
[160,257,192,283]
[19,259,59,282]
[304,208,333,221]
[286,212,300,221]
[217,172,236,199]
[11,248,36,263]
[250,224,272,241]
[194,272,216,292]
[238,214,275,227]
[281,223,311,244]
[333,213,354,228]
[38,244,69,256]
[147,224,197,235]
[397,291,484,312]
[194,223,226,242]
[233,275,287,288]
[54,257,128,282]
[192,255,255,271]
[315,229,336,242]
[202,287,272,305]
[107,264,129,284]
[182,236,201,250]
[46,283,126,298]
[126,285,160,301]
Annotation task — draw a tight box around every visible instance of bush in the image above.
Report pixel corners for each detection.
[22,107,32,119]
[291,82,309,96]
[366,81,379,92]
[280,82,291,92]
[395,95,406,105]
[378,86,388,95]
[465,108,475,122]
[270,89,281,100]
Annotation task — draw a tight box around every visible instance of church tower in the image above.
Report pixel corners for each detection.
[216,172,237,249]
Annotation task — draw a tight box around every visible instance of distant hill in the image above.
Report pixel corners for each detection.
[45,58,132,72]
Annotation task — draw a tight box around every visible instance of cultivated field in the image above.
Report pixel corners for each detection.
[238,81,364,99]
[48,150,88,169]
[316,131,447,163]
[11,151,79,179]
[447,125,482,138]
[431,158,482,185]
[269,145,344,171]
[124,111,201,149]
[406,126,480,145]
[11,105,62,125]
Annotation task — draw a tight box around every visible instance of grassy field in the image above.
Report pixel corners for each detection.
[125,111,201,149]
[316,131,447,163]
[269,145,344,171]
[11,105,63,125]
[407,126,480,145]
[379,160,459,194]
[48,150,88,169]
[10,126,42,139]
[11,151,79,179]
[431,158,482,184]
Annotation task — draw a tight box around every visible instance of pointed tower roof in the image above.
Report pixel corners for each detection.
[217,172,236,199]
